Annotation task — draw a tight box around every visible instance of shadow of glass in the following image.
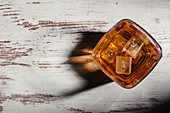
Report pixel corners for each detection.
[59,31,169,113]
[61,31,112,97]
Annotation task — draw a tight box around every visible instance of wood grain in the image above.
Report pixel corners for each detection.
[0,0,170,113]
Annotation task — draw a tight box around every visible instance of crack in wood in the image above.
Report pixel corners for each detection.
[68,107,92,113]
[0,93,58,105]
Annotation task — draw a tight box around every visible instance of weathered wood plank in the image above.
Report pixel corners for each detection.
[0,0,170,113]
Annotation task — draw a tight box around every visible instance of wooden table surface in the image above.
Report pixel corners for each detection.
[0,0,170,113]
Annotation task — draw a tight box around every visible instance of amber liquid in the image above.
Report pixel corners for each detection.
[99,29,151,81]
[93,19,162,88]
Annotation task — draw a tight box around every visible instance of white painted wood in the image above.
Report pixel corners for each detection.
[0,0,170,112]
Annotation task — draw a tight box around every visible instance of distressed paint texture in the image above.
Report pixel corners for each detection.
[0,0,170,113]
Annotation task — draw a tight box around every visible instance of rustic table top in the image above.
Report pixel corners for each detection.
[0,0,170,113]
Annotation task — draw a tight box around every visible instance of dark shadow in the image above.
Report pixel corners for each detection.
[61,31,112,97]
[146,98,170,113]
